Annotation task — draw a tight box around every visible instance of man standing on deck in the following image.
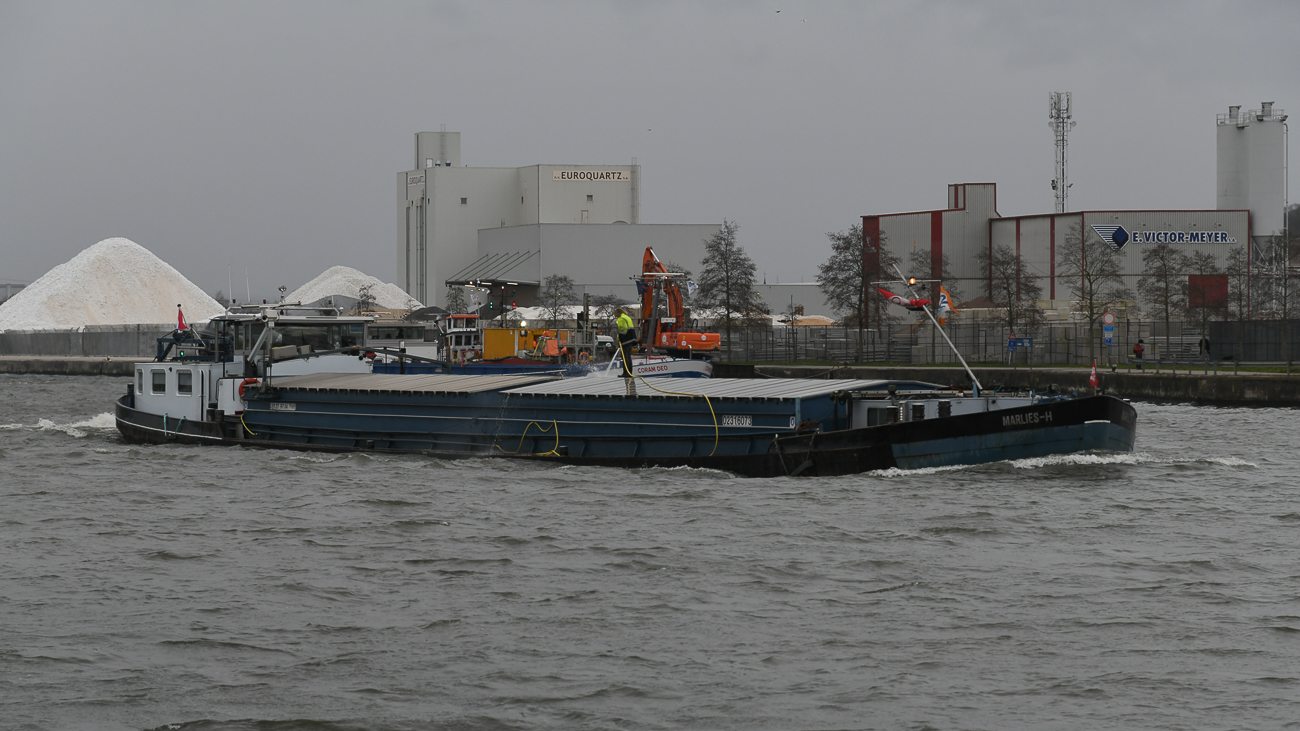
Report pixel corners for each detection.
[615,307,637,377]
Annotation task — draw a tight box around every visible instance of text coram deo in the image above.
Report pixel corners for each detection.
[552,170,631,181]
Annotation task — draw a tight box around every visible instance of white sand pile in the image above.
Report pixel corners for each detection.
[287,266,421,310]
[0,238,224,331]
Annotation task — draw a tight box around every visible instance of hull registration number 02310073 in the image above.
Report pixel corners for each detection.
[721,414,752,427]
[270,402,298,412]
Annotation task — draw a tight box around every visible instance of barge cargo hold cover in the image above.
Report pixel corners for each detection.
[240,374,900,457]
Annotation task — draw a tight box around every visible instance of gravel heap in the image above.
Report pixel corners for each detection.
[0,238,224,330]
[286,266,421,311]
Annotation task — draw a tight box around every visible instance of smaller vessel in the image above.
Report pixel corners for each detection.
[596,350,713,379]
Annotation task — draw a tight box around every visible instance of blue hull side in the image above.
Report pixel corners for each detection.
[892,420,1136,470]
[236,383,832,457]
[763,395,1137,477]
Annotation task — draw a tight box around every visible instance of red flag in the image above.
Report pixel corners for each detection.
[1089,359,1098,387]
[177,305,187,330]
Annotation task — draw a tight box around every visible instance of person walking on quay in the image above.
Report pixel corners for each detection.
[1199,334,1211,361]
[1133,339,1145,371]
[614,307,637,378]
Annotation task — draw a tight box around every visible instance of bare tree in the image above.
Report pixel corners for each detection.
[977,242,1044,336]
[817,224,900,362]
[1184,251,1224,342]
[1226,245,1249,358]
[903,245,963,363]
[356,283,377,314]
[1258,231,1300,362]
[538,274,576,329]
[591,292,623,331]
[696,220,766,358]
[1137,241,1188,358]
[906,246,964,306]
[1056,223,1132,361]
[444,286,467,314]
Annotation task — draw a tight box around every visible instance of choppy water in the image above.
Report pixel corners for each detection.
[3,374,1298,731]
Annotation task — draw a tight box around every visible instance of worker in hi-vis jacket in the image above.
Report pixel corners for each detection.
[615,308,637,378]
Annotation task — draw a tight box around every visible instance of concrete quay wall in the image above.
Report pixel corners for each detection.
[749,364,1300,407]
[0,325,172,358]
[0,356,137,376]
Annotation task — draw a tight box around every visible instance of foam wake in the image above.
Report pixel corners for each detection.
[1011,452,1256,469]
[867,451,1255,476]
[33,413,116,438]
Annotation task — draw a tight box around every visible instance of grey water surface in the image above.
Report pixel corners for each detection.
[2,374,1298,731]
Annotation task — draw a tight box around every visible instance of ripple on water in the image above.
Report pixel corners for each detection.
[4,378,1300,731]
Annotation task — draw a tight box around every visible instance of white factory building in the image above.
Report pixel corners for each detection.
[862,102,1289,315]
[397,131,719,310]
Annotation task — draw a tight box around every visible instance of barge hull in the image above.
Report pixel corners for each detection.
[115,396,230,445]
[115,389,1136,479]
[767,395,1136,476]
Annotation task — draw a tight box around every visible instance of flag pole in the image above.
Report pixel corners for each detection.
[892,264,982,395]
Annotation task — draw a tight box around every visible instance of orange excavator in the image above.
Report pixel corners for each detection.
[638,247,721,356]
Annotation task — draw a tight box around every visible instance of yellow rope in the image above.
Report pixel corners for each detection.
[496,420,561,456]
[631,375,719,457]
[239,412,256,436]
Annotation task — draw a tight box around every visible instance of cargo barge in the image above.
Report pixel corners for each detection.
[115,370,1135,477]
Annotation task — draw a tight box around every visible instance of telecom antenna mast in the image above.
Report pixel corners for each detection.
[1048,92,1076,213]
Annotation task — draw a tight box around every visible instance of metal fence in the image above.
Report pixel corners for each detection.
[719,319,1300,365]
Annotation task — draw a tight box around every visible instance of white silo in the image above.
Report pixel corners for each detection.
[1217,101,1288,238]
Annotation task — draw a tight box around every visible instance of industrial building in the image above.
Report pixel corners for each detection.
[861,102,1288,315]
[397,131,719,309]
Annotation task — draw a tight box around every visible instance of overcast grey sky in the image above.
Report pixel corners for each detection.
[2,0,1297,300]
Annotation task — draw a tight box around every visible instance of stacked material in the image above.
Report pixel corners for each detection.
[0,238,223,330]
[286,266,421,311]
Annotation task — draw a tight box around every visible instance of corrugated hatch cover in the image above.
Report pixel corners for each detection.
[269,372,559,394]
[502,377,893,400]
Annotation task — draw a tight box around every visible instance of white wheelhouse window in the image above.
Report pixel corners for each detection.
[177,369,193,396]
[151,369,166,395]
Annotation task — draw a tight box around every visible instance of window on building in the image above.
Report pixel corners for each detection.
[461,197,468,205]
[587,194,593,202]
[177,370,193,395]
[151,369,166,395]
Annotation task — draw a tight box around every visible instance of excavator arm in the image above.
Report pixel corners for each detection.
[639,247,720,354]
